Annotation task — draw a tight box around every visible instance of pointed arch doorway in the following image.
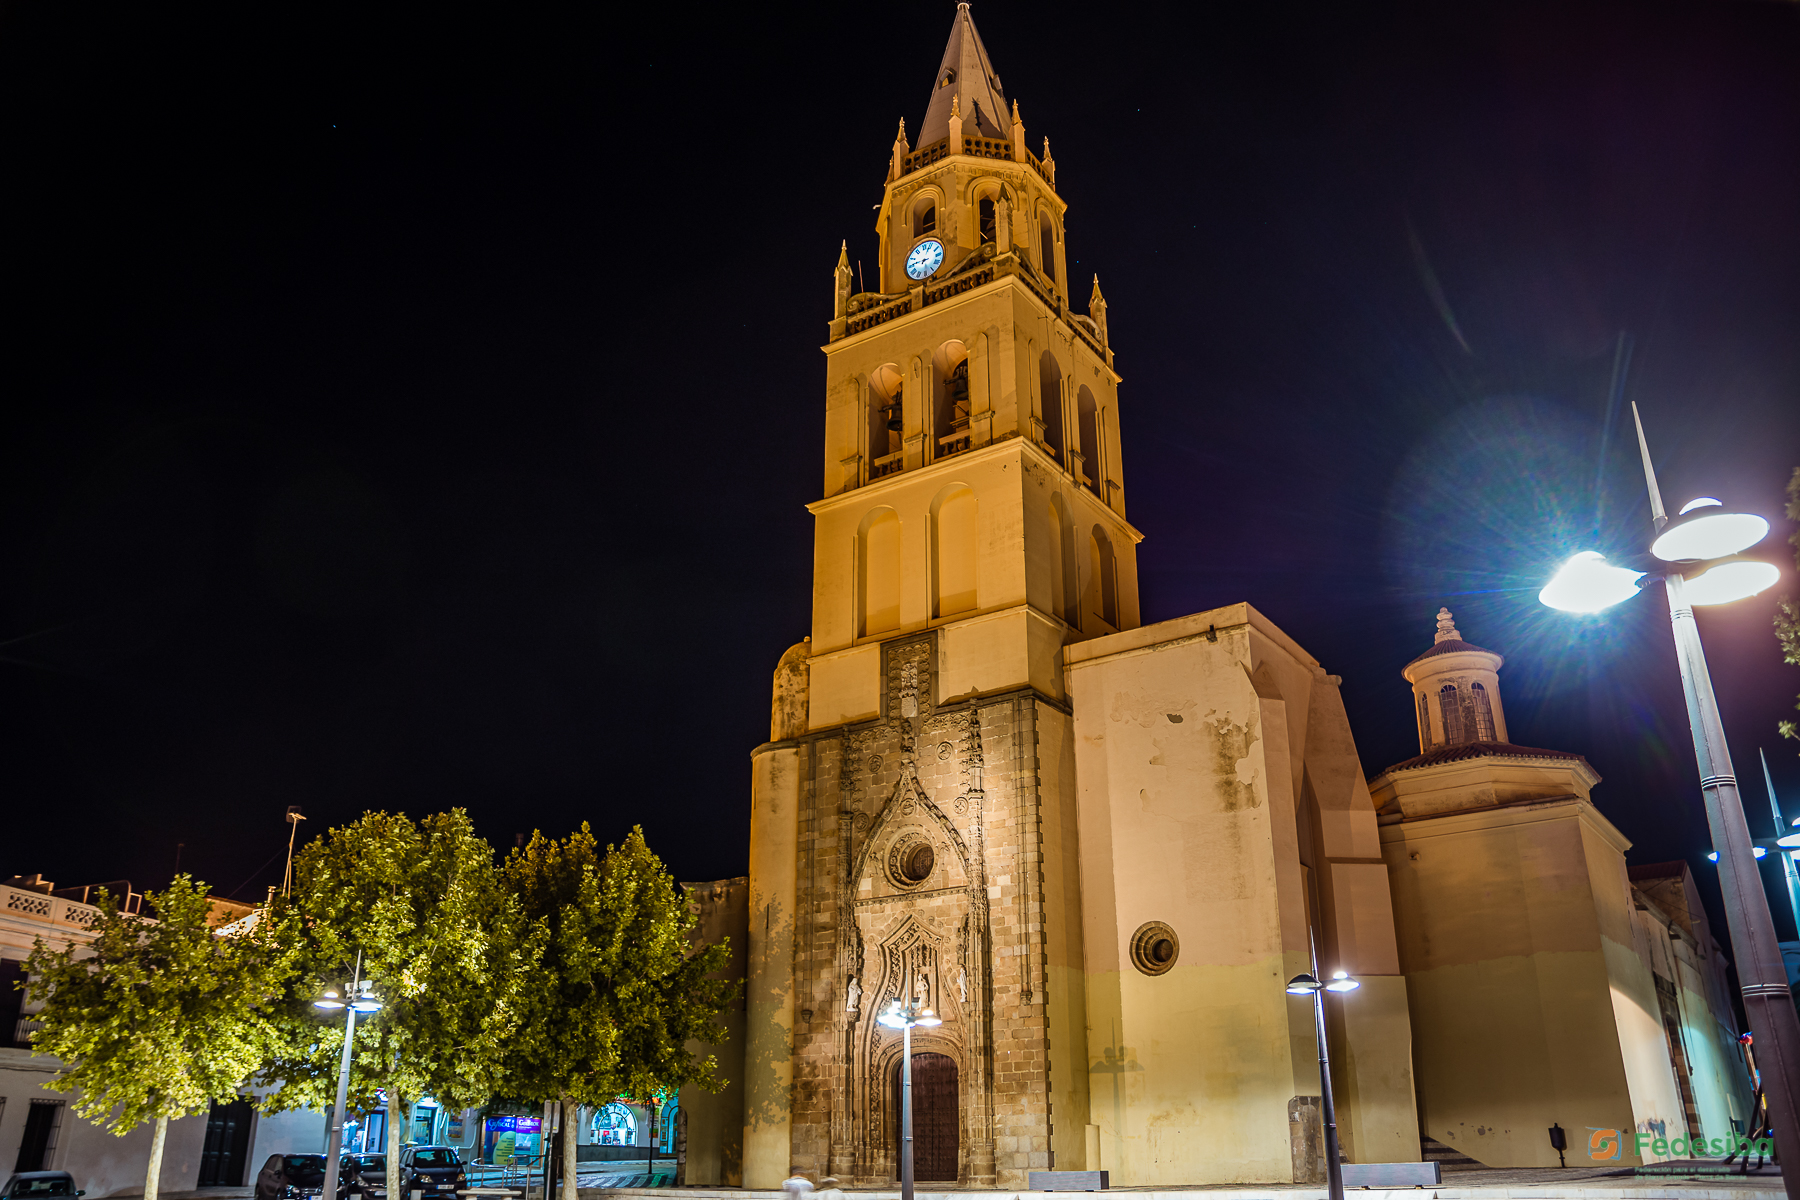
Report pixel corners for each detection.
[895,1052,960,1181]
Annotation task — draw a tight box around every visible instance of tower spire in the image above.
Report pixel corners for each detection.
[918,3,1011,146]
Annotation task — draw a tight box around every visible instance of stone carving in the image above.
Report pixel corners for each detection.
[957,966,968,1004]
[867,755,883,773]
[953,795,968,814]
[937,741,954,761]
[852,811,871,832]
[846,975,861,1013]
[900,797,916,816]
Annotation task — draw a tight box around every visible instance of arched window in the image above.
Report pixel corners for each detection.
[1417,692,1433,749]
[1471,682,1497,741]
[1048,494,1078,625]
[916,203,937,235]
[932,486,978,617]
[1438,684,1465,745]
[932,341,971,457]
[868,365,903,478]
[859,508,901,636]
[1038,351,1063,461]
[1076,385,1099,491]
[978,197,996,245]
[1087,525,1118,629]
[1039,212,1056,283]
[593,1102,637,1148]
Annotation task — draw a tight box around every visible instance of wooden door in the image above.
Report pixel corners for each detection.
[894,1052,959,1181]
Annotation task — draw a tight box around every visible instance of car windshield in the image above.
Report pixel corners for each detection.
[356,1158,385,1170]
[410,1151,458,1168]
[10,1180,76,1197]
[285,1157,324,1173]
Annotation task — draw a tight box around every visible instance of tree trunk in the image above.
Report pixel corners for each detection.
[386,1090,405,1200]
[145,1115,169,1200]
[560,1096,578,1200]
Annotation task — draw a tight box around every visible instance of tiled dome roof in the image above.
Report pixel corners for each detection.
[1370,740,1590,780]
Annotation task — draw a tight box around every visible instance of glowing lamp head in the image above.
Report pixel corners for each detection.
[1539,552,1646,613]
[1682,559,1780,606]
[916,1008,942,1027]
[877,1000,907,1029]
[1323,970,1360,993]
[314,989,346,1010]
[1707,848,1767,861]
[1776,833,1800,849]
[1285,973,1322,996]
[1651,500,1769,563]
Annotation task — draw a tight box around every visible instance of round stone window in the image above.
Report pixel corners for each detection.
[886,832,936,889]
[1130,921,1180,976]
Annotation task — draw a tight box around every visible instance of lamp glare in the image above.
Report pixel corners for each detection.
[1539,552,1645,613]
[1652,511,1769,562]
[1285,973,1321,995]
[1682,560,1780,606]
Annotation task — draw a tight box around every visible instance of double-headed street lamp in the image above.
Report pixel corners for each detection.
[1286,948,1359,1200]
[1539,403,1795,1196]
[877,998,941,1200]
[315,956,382,1200]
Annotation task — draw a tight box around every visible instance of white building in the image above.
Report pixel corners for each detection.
[1,875,324,1198]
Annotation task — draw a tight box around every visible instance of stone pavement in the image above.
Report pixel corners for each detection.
[574,1163,1784,1199]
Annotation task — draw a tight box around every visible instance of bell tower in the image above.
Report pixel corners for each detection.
[744,4,1131,1190]
[810,1,1139,713]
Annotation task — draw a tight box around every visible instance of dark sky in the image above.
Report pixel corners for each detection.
[3,2,1798,941]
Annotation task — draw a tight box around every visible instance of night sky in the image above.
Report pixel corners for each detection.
[3,3,1798,943]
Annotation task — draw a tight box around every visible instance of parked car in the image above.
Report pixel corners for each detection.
[394,1147,467,1200]
[1,1173,84,1200]
[350,1156,387,1200]
[254,1154,368,1200]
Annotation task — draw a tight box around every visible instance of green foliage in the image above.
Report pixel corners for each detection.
[1778,467,1800,745]
[261,810,532,1118]
[501,824,736,1108]
[23,876,299,1134]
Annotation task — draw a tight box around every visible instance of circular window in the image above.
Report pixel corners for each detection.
[1129,921,1180,976]
[886,832,937,889]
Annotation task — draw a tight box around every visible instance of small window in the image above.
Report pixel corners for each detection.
[1472,683,1496,741]
[978,197,996,245]
[917,205,937,235]
[1438,684,1465,744]
[1417,692,1433,748]
[1039,212,1056,282]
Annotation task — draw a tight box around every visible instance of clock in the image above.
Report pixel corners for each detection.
[905,238,945,280]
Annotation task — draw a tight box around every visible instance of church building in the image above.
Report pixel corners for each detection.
[675,6,1753,1188]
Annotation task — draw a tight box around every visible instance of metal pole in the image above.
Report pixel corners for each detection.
[323,957,361,1200]
[1762,749,1800,936]
[1631,405,1800,1195]
[1312,989,1345,1200]
[901,1021,915,1200]
[1663,572,1800,1194]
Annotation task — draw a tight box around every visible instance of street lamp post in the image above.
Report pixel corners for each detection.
[1538,403,1796,1195]
[1286,945,1359,1200]
[877,998,941,1200]
[315,955,382,1200]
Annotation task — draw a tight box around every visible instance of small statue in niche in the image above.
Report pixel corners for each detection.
[913,968,931,1010]
[846,975,861,1013]
[957,966,968,1004]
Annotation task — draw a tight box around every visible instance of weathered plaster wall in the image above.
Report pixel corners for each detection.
[679,877,750,1186]
[744,746,800,1187]
[1066,604,1416,1184]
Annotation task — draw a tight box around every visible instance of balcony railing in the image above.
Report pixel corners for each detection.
[937,430,971,458]
[871,451,904,480]
[900,136,1053,189]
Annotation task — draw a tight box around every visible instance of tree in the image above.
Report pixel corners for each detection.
[262,810,530,1200]
[1778,467,1800,746]
[23,877,298,1200]
[502,825,736,1200]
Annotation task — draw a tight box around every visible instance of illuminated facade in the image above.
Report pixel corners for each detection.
[710,6,1416,1188]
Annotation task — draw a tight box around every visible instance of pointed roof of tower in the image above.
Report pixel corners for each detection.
[918,4,1011,145]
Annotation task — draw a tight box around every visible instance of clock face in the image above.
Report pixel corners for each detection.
[906,239,945,280]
